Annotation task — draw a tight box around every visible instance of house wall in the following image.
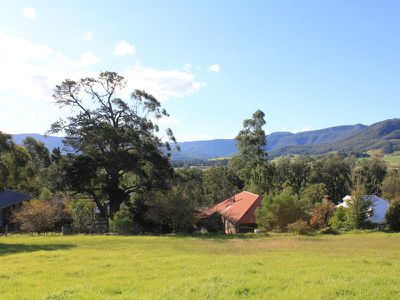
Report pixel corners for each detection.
[222,217,237,234]
[0,209,3,227]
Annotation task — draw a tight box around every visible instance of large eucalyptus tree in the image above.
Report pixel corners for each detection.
[50,72,177,218]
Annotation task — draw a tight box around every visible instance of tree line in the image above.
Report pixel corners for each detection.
[1,71,400,234]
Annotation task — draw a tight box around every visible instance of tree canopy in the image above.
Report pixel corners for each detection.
[49,71,177,218]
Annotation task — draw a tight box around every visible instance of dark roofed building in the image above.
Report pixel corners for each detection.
[0,190,32,227]
[198,191,262,234]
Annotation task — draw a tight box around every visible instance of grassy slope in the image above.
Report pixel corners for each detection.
[1,233,400,299]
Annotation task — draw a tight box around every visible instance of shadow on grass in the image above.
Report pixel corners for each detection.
[0,243,76,256]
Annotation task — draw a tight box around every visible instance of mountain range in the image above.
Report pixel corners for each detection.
[10,118,400,160]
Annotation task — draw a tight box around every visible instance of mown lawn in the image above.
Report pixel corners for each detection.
[1,233,400,299]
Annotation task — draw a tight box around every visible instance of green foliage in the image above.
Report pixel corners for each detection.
[347,186,371,229]
[287,219,313,235]
[385,198,400,231]
[203,167,242,205]
[109,204,140,235]
[310,154,353,202]
[49,72,176,218]
[352,159,387,195]
[382,169,400,201]
[300,183,328,214]
[309,198,336,229]
[230,110,272,194]
[256,188,307,231]
[329,207,351,231]
[67,197,94,233]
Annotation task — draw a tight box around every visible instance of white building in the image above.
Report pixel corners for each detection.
[337,195,390,224]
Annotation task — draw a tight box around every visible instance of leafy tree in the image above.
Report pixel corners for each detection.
[23,137,51,168]
[382,169,400,201]
[203,167,242,206]
[285,156,313,196]
[49,72,176,218]
[385,198,400,231]
[310,154,352,203]
[109,203,141,234]
[309,198,336,229]
[300,183,328,214]
[346,185,371,229]
[329,206,351,231]
[256,188,307,232]
[12,200,57,233]
[230,110,272,194]
[67,197,95,233]
[132,168,205,233]
[352,159,387,195]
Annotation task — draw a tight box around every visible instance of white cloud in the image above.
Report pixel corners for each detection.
[0,32,206,133]
[113,40,135,56]
[208,64,220,73]
[123,63,205,101]
[0,32,98,101]
[79,52,99,66]
[82,31,93,41]
[184,64,192,71]
[23,7,36,19]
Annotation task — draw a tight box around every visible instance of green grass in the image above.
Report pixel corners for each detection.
[1,233,400,299]
[383,155,400,168]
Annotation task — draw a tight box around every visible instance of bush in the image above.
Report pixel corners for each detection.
[318,227,338,235]
[287,220,313,235]
[309,198,336,229]
[256,188,307,232]
[109,204,141,235]
[67,197,94,233]
[385,198,400,231]
[329,206,351,231]
[12,199,57,233]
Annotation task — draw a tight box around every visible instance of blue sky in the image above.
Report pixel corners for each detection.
[0,1,399,141]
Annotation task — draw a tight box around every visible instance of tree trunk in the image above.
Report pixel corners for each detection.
[108,189,128,218]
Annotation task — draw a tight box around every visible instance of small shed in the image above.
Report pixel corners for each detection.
[0,190,32,227]
[337,195,390,224]
[198,191,262,234]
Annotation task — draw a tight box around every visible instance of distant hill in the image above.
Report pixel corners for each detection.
[12,133,66,151]
[10,119,400,160]
[269,119,400,157]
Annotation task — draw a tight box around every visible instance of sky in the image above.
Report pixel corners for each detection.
[0,1,399,141]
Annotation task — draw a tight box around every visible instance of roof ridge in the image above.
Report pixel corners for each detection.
[241,191,260,197]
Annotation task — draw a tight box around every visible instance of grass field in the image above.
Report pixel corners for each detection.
[1,233,400,299]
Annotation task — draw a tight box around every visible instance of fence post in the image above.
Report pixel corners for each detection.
[5,224,8,237]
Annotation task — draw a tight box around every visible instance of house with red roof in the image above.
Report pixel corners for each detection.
[198,191,262,234]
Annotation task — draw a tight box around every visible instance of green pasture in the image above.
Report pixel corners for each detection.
[1,233,400,299]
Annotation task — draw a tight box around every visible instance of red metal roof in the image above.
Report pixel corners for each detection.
[199,191,262,225]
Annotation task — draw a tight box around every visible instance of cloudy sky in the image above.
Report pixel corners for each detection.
[0,1,399,141]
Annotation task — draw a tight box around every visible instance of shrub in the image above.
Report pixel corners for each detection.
[309,199,336,229]
[329,206,351,231]
[67,197,94,233]
[109,204,141,235]
[385,198,400,231]
[287,220,313,235]
[12,199,57,233]
[256,188,307,232]
[318,227,338,235]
